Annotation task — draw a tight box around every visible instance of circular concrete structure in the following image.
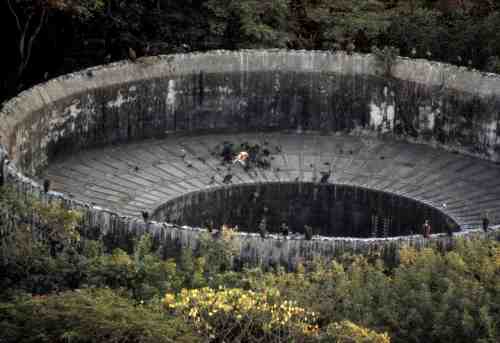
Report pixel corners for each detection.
[1,50,499,264]
[154,181,453,238]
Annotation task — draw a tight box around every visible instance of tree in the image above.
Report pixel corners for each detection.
[206,0,290,49]
[5,0,103,91]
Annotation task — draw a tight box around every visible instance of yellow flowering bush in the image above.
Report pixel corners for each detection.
[163,286,319,341]
[325,320,391,343]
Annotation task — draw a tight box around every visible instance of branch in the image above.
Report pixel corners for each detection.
[18,13,33,60]
[6,0,22,33]
[24,8,47,73]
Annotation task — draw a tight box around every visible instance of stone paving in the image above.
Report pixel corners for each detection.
[41,132,500,229]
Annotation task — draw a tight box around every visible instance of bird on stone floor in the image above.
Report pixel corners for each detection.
[197,156,206,163]
[457,55,462,65]
[426,50,432,59]
[275,145,282,153]
[380,156,385,160]
[320,171,331,183]
[141,211,149,223]
[180,149,187,159]
[104,53,112,64]
[223,174,232,184]
[467,59,473,69]
[43,179,51,193]
[128,47,137,62]
[410,48,417,57]
[134,166,140,172]
[294,176,300,182]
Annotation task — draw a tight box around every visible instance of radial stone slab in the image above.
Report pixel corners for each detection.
[42,132,500,232]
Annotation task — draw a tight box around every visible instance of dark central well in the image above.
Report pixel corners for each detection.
[153,182,453,238]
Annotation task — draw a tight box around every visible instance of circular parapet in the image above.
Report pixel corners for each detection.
[1,50,499,264]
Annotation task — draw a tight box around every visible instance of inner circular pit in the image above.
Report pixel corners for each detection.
[153,182,452,238]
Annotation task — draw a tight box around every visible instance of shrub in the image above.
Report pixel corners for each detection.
[0,288,200,343]
[163,286,319,341]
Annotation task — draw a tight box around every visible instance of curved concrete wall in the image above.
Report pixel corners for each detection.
[154,182,453,238]
[1,50,499,266]
[1,50,500,176]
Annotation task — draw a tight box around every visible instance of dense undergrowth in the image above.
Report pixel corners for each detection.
[0,185,499,342]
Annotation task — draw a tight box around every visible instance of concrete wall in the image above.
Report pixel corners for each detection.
[1,50,500,176]
[154,182,451,237]
[3,174,498,268]
[1,50,500,265]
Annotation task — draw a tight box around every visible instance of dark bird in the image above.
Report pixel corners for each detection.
[134,166,140,172]
[294,176,300,182]
[141,211,149,223]
[143,43,150,56]
[186,162,193,168]
[320,171,331,183]
[86,70,93,77]
[259,218,267,238]
[275,145,282,153]
[43,179,51,193]
[304,225,313,240]
[346,41,355,55]
[380,156,385,160]
[128,47,137,62]
[197,156,206,163]
[280,222,289,237]
[223,174,232,184]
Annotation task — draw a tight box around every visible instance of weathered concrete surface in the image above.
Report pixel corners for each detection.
[1,50,500,177]
[1,50,500,264]
[43,132,499,230]
[155,182,453,238]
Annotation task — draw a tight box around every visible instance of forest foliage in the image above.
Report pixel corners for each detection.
[2,0,500,101]
[0,185,499,342]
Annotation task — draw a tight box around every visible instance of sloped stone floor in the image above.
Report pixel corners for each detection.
[41,132,500,229]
